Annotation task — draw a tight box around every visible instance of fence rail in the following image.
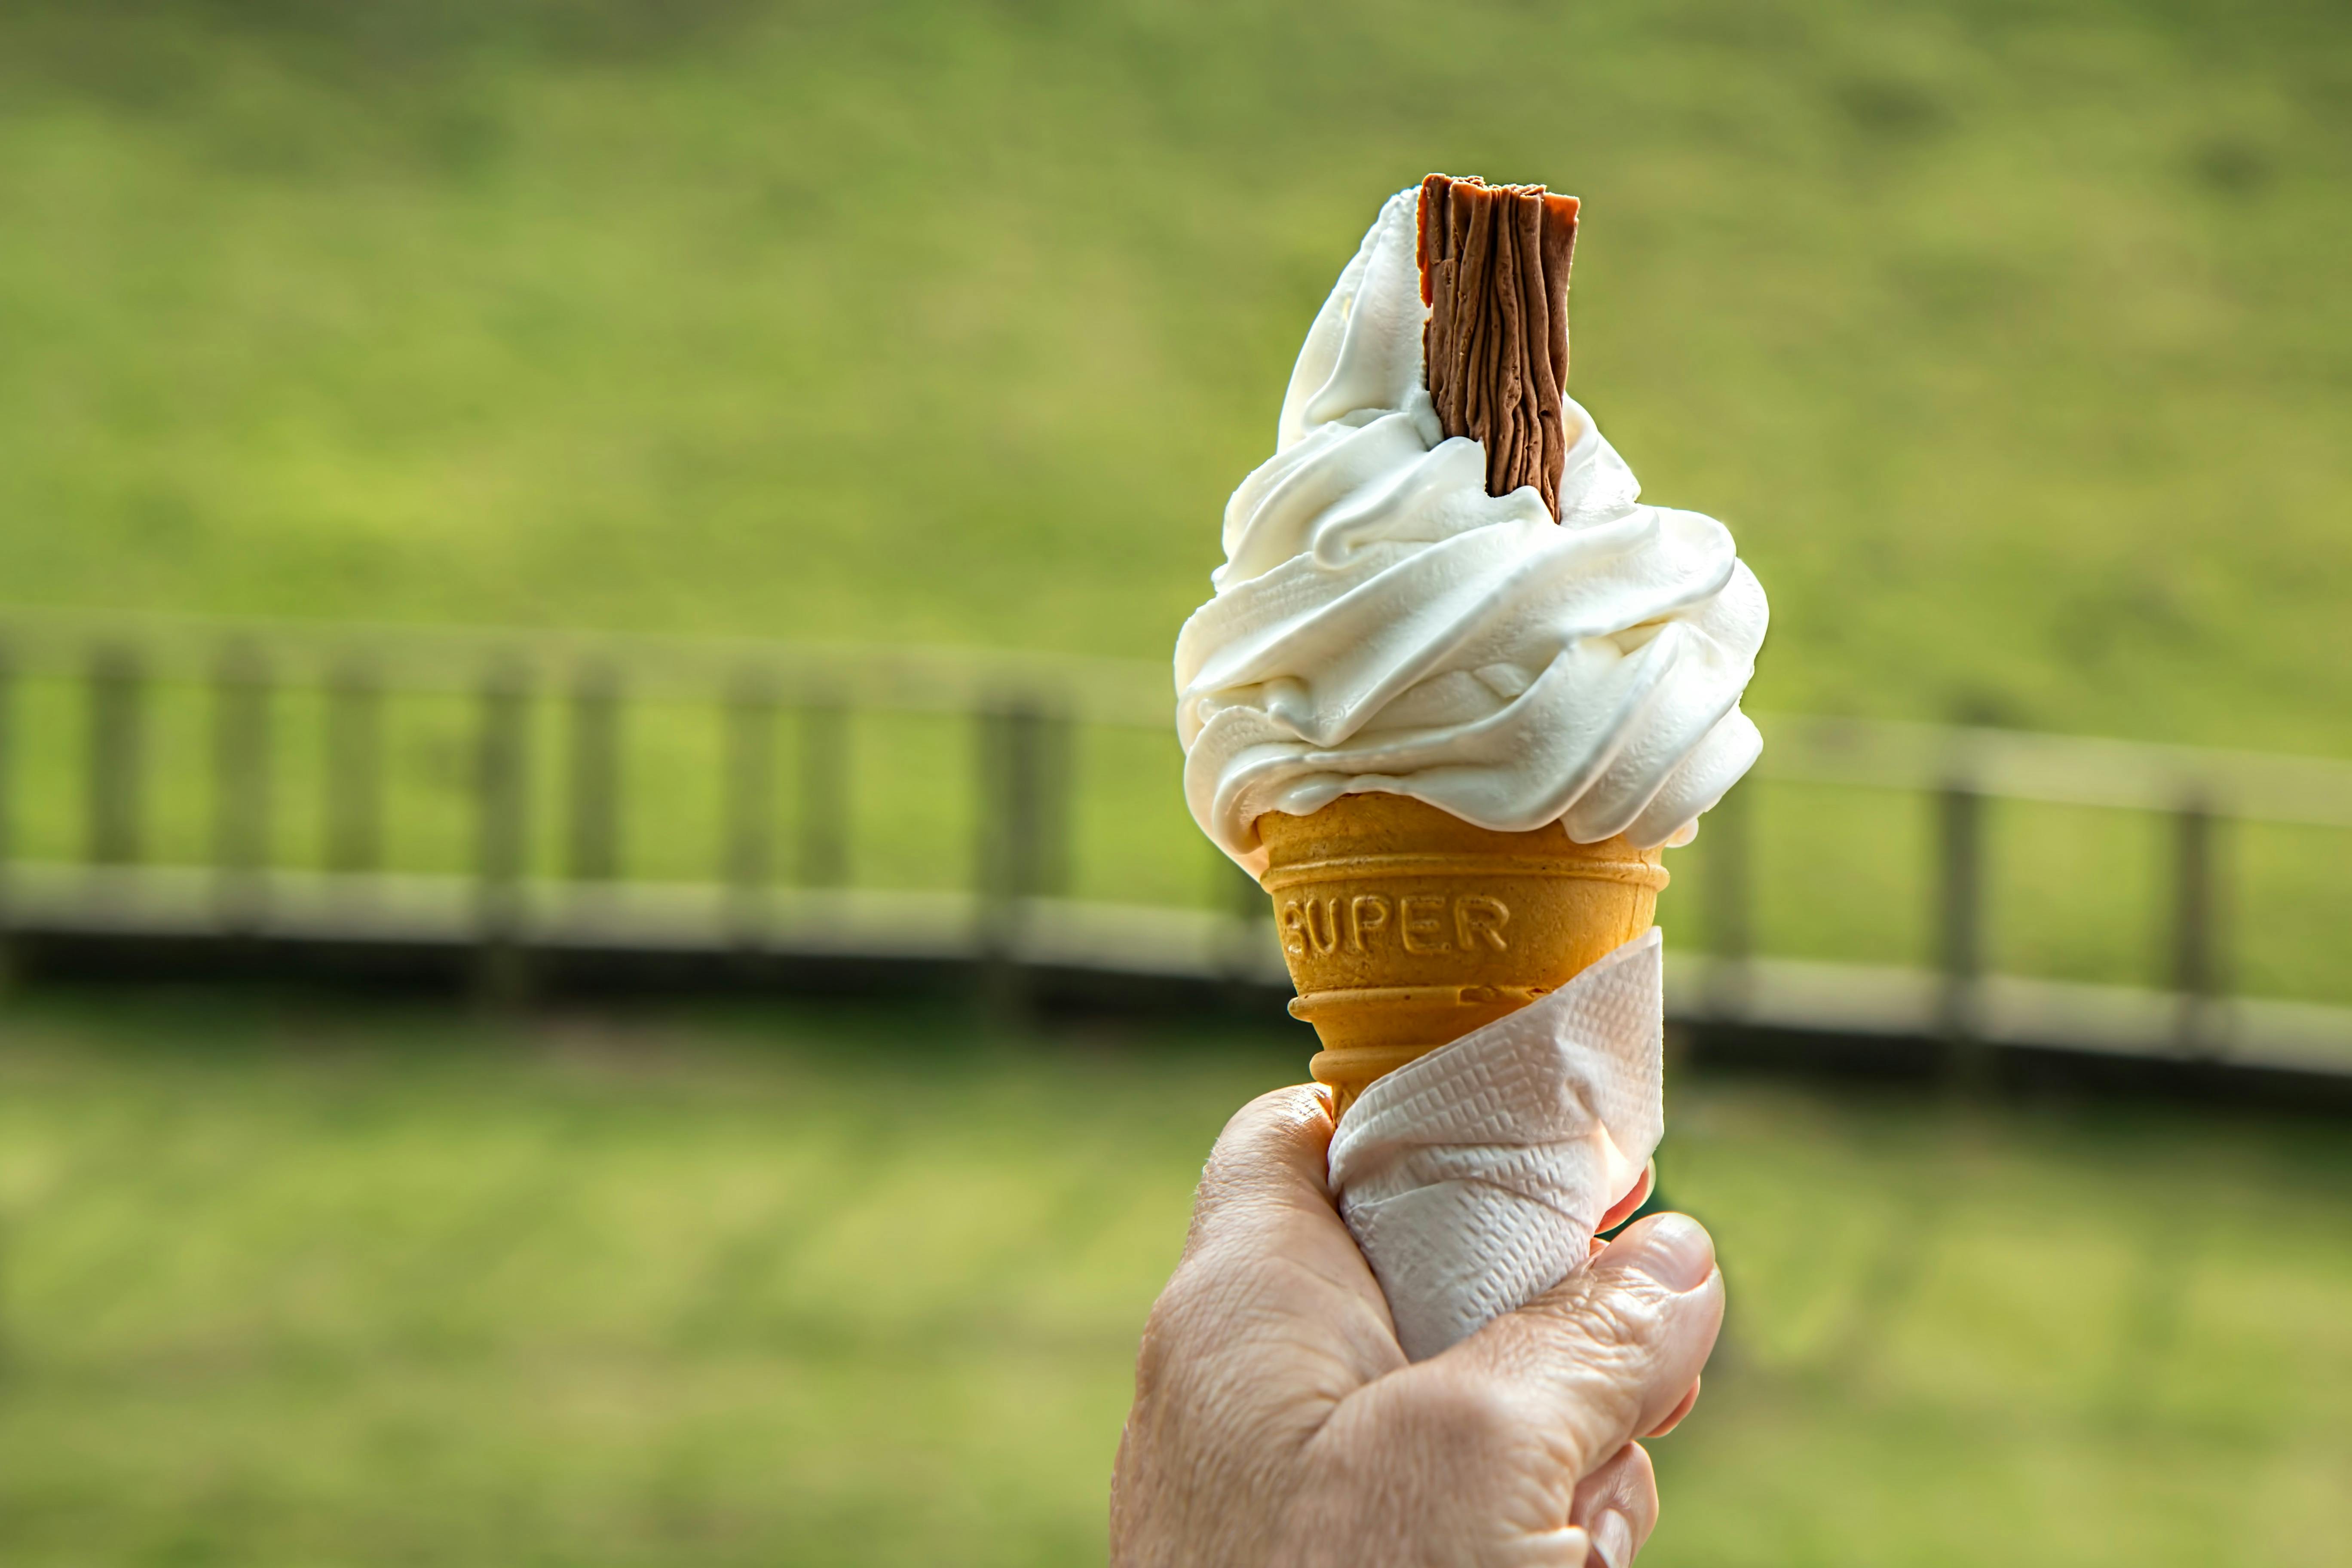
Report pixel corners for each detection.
[0,606,2347,1085]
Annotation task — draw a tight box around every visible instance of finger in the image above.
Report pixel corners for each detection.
[1505,1528,1596,1567]
[1644,1375,1700,1439]
[1145,1086,1399,1393]
[1439,1213,1725,1489]
[1569,1442,1657,1568]
[1181,1085,1339,1262]
[1116,1088,1372,1557]
[1596,1161,1656,1236]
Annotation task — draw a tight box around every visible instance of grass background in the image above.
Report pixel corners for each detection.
[1,995,2347,1568]
[1,0,2348,750]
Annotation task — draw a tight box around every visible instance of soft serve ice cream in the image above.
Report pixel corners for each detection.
[1175,187,1767,872]
[1173,179,1766,1357]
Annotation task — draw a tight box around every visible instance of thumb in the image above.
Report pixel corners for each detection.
[1438,1213,1725,1488]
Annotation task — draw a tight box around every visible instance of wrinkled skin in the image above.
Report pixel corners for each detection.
[1111,1087,1724,1568]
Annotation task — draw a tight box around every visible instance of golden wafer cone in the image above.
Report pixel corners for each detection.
[1257,793,1668,1117]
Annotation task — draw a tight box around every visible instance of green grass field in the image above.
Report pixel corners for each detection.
[0,994,2347,1567]
[2,0,2348,753]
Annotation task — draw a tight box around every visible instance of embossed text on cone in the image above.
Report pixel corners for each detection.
[1256,793,1666,1114]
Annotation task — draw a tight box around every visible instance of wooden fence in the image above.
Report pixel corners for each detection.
[2,608,2348,1084]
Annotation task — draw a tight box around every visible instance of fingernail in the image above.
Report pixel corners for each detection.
[1590,1508,1635,1568]
[1617,1213,1714,1292]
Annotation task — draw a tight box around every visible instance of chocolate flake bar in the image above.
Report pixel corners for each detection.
[1417,174,1580,520]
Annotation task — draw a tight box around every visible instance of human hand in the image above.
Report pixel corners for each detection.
[1110,1086,1724,1568]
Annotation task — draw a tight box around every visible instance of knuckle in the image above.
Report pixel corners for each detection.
[1187,1088,1322,1233]
[1211,1086,1320,1168]
[1133,1272,1207,1390]
[1130,1308,1179,1400]
[1133,1253,1257,1390]
[1574,1277,1673,1358]
[1604,1441,1659,1521]
[1623,1439,1657,1495]
[1397,1375,1531,1460]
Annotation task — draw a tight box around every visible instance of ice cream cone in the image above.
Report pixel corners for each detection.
[1257,793,1668,1116]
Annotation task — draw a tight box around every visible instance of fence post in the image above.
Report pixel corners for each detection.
[1703,776,1755,1021]
[796,696,848,889]
[474,658,531,1005]
[324,656,384,879]
[211,639,273,933]
[1936,779,1988,1087]
[0,642,13,989]
[86,644,144,870]
[974,697,1070,1014]
[566,661,622,885]
[1033,705,1072,900]
[2171,797,2228,1056]
[724,668,778,945]
[975,705,1015,960]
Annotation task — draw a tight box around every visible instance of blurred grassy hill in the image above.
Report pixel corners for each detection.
[1,0,2348,751]
[2,994,2348,1567]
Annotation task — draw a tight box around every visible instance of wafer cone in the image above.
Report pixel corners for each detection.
[1257,793,1668,1117]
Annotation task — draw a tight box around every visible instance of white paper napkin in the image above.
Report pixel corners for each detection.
[1326,929,1665,1361]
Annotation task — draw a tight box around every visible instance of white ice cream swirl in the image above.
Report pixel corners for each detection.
[1176,188,1767,872]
